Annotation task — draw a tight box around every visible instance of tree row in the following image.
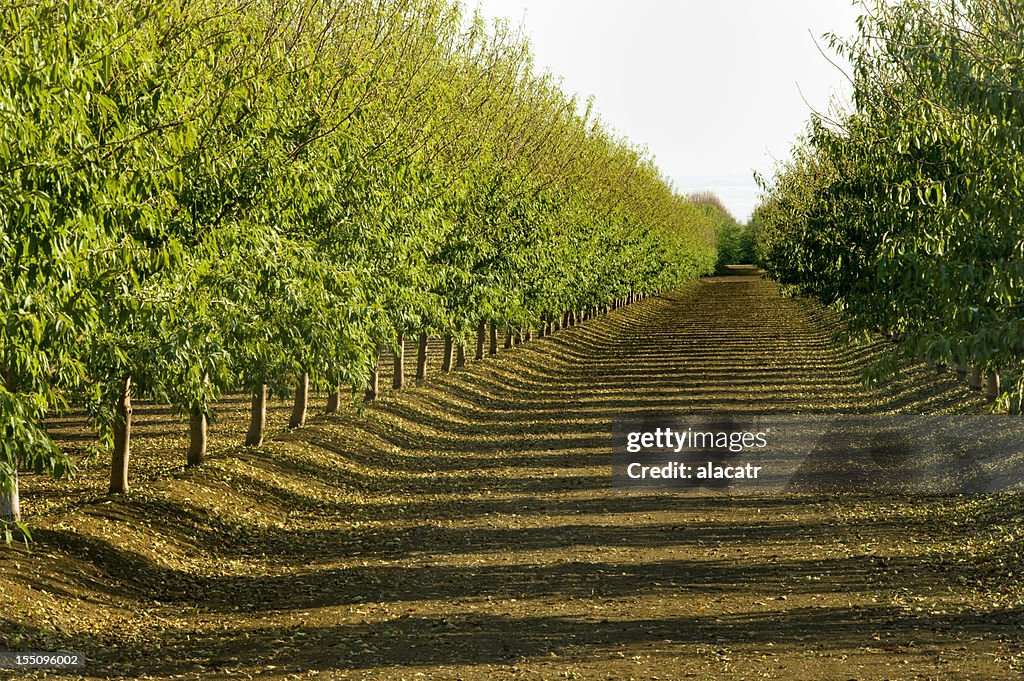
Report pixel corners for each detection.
[752,0,1023,411]
[0,0,732,532]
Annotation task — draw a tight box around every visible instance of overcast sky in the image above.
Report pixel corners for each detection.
[472,0,862,222]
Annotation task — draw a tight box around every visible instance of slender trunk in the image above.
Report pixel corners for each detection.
[456,343,467,368]
[290,372,309,429]
[955,364,967,380]
[986,373,1000,401]
[969,366,982,391]
[107,375,133,494]
[187,370,211,466]
[326,386,341,413]
[187,406,207,467]
[538,322,546,339]
[393,333,405,389]
[0,470,19,525]
[475,320,486,360]
[416,332,429,380]
[489,321,498,356]
[504,327,513,349]
[245,383,268,446]
[442,335,454,372]
[366,353,380,402]
[524,330,532,343]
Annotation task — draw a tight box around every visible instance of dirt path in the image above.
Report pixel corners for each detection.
[2,267,1022,680]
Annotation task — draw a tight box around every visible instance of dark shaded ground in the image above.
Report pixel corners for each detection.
[2,266,1022,680]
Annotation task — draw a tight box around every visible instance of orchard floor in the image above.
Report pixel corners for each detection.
[2,265,1023,680]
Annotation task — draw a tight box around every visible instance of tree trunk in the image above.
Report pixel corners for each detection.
[986,372,1000,401]
[290,372,309,428]
[417,331,429,380]
[935,363,947,374]
[366,354,380,402]
[504,327,513,349]
[187,406,207,467]
[245,383,268,446]
[489,321,498,356]
[475,320,486,360]
[326,386,341,413]
[969,366,982,391]
[107,375,133,494]
[456,343,467,368]
[524,330,532,343]
[538,322,546,339]
[0,470,19,525]
[442,335,454,372]
[393,333,405,389]
[955,364,967,380]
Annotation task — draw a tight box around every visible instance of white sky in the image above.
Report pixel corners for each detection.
[471,0,862,222]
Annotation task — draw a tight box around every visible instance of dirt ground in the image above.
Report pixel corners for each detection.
[2,266,1022,680]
